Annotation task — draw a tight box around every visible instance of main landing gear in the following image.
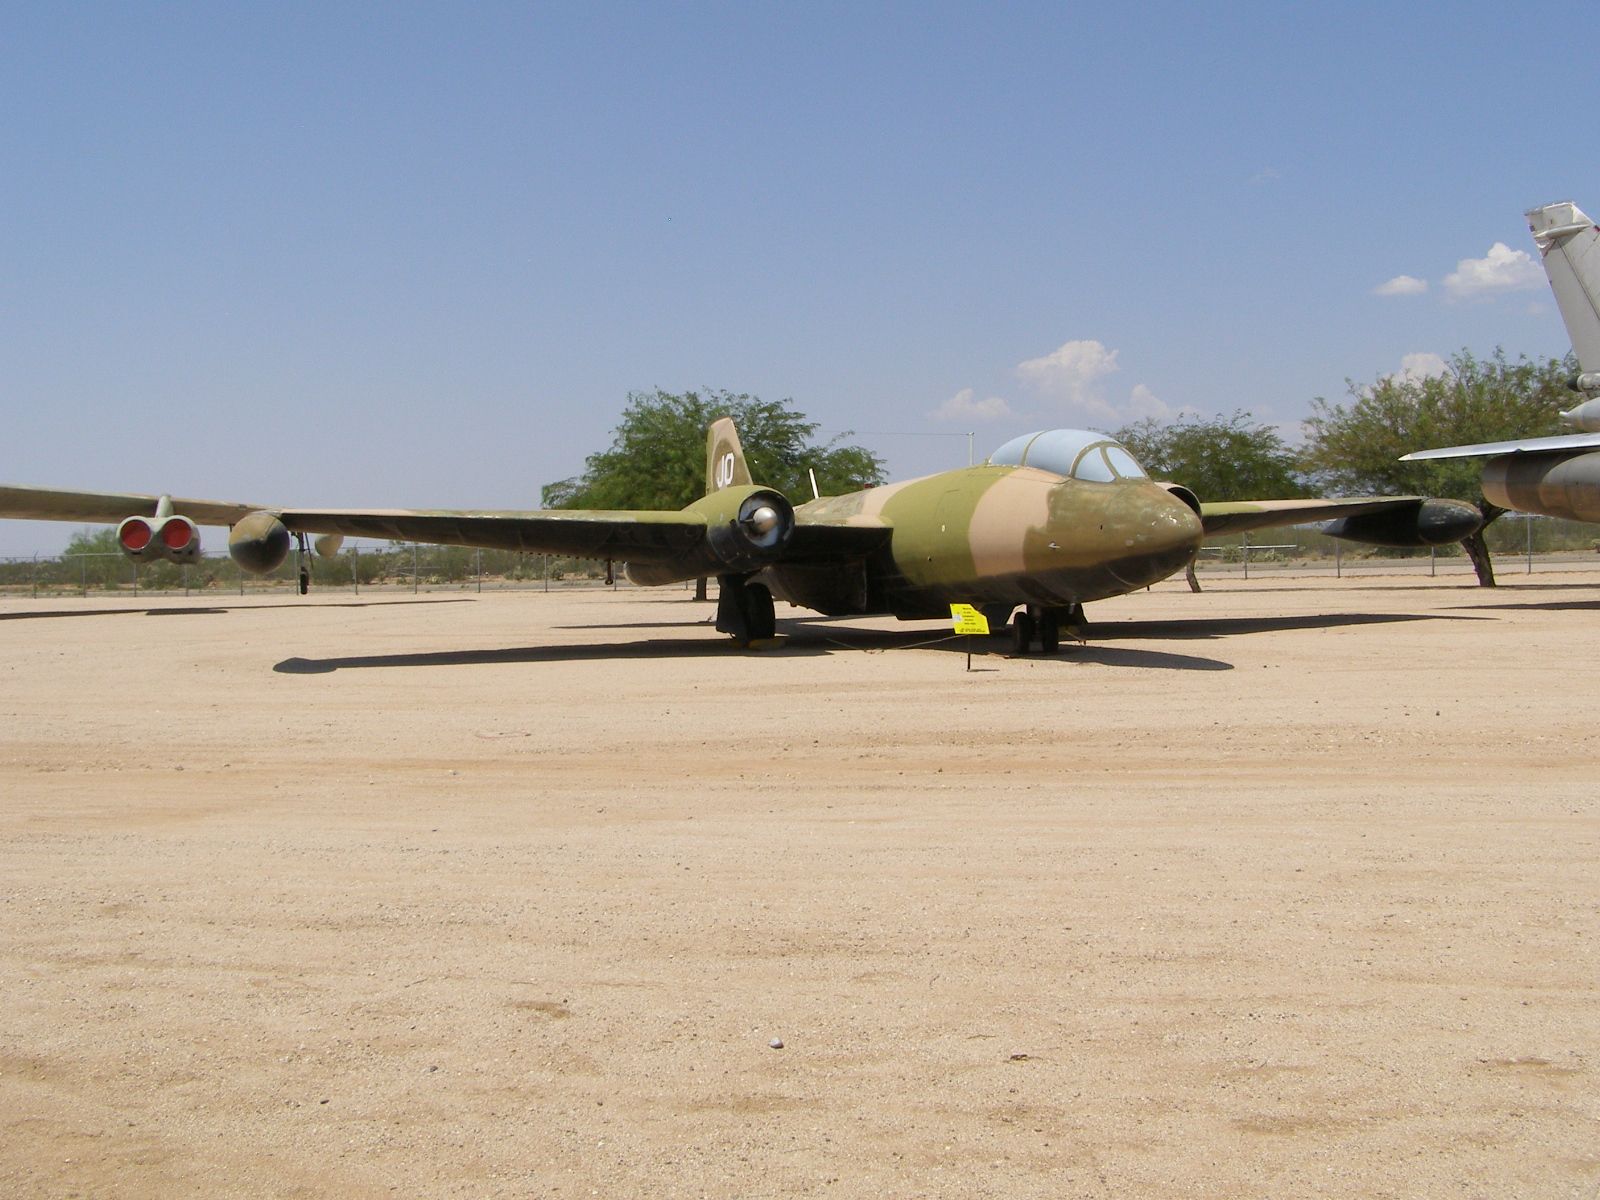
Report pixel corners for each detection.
[1009,603,1085,656]
[294,532,312,595]
[716,574,776,646]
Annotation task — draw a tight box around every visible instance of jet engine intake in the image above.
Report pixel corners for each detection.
[624,485,796,587]
[705,489,794,571]
[228,510,292,574]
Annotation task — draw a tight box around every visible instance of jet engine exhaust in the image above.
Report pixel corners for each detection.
[117,514,202,564]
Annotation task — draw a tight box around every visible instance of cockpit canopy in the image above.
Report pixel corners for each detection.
[987,429,1149,483]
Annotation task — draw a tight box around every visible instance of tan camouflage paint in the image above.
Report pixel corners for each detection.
[791,463,1202,614]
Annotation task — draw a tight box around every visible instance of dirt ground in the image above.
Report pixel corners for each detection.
[1,575,1596,1199]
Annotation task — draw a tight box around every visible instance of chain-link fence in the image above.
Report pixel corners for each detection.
[1193,513,1600,580]
[0,545,644,598]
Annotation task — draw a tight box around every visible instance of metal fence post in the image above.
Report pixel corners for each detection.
[81,555,88,597]
[412,543,419,594]
[477,547,482,594]
[353,545,360,595]
[31,553,38,599]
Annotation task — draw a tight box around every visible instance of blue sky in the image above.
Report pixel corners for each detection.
[1,2,1588,553]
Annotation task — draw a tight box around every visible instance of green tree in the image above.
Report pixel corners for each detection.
[1302,348,1575,585]
[1114,410,1308,501]
[62,527,135,588]
[543,389,887,510]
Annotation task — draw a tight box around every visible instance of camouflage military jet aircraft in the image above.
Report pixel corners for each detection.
[0,419,1479,652]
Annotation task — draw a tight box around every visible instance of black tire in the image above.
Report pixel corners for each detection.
[1011,611,1036,655]
[746,583,776,641]
[1039,610,1060,655]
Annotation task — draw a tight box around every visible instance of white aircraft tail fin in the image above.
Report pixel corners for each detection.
[1528,201,1600,375]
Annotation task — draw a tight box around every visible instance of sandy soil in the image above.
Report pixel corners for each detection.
[1,575,1597,1199]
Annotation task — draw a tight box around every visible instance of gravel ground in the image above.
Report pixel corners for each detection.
[1,575,1597,1198]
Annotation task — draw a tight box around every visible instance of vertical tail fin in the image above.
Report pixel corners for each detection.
[705,417,754,495]
[1528,202,1600,374]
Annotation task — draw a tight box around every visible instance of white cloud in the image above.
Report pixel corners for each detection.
[1442,243,1544,300]
[1126,384,1175,422]
[1388,352,1450,384]
[1014,339,1172,426]
[1250,167,1281,185]
[1016,339,1120,401]
[932,387,1012,423]
[1373,274,1428,296]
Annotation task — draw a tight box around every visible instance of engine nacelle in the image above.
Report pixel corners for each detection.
[228,510,292,575]
[1322,499,1483,548]
[118,514,203,564]
[625,485,795,587]
[1482,449,1600,523]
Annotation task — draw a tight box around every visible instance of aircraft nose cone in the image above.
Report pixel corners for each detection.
[1154,489,1204,556]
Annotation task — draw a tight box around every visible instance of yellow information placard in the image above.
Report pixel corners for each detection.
[949,603,990,636]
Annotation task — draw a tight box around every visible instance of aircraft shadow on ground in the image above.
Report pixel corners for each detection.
[1096,610,1483,641]
[0,606,231,620]
[274,609,1471,674]
[0,598,471,621]
[783,623,1233,672]
[275,622,1232,674]
[274,636,830,673]
[1450,598,1600,613]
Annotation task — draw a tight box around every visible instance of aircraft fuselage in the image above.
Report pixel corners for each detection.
[771,463,1203,619]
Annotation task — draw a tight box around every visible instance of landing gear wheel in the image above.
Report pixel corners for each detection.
[295,532,312,595]
[1038,610,1060,655]
[746,583,775,642]
[1011,611,1036,656]
[715,575,776,646]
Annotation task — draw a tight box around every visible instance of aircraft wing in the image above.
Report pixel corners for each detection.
[0,481,894,570]
[277,507,893,562]
[276,507,720,560]
[1201,496,1447,537]
[1400,432,1600,461]
[0,487,716,560]
[0,484,262,527]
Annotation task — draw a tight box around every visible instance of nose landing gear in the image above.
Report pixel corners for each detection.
[1009,603,1086,655]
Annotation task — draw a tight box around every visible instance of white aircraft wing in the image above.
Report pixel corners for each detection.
[1400,432,1600,461]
